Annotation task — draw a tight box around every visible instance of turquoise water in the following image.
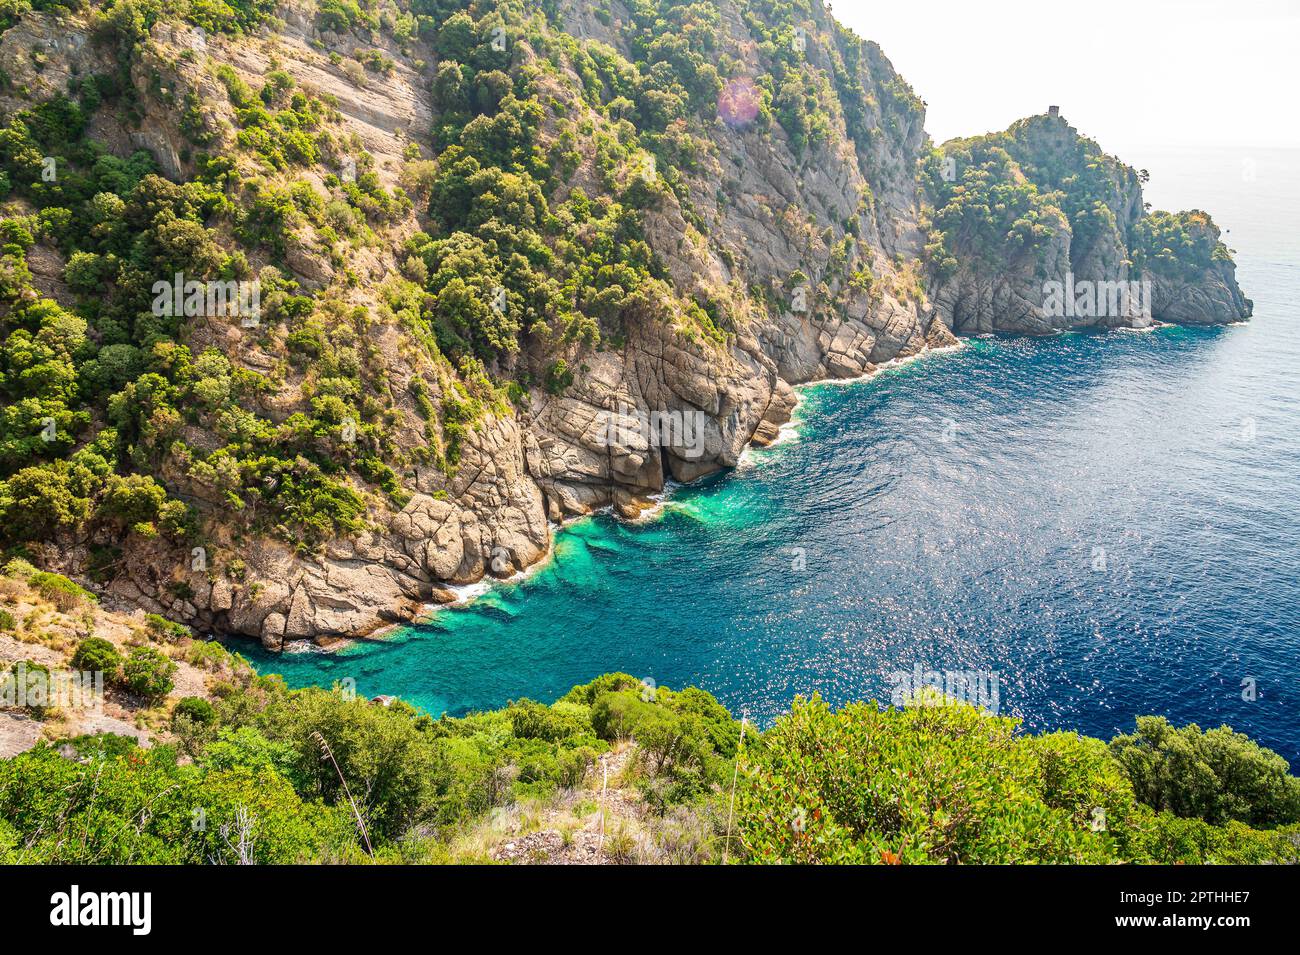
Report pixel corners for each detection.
[244,147,1300,761]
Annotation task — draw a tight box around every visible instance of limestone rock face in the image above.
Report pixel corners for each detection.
[1150,260,1253,325]
[2,6,1249,647]
[0,20,108,104]
[927,216,1074,336]
[509,2,935,527]
[924,113,1249,336]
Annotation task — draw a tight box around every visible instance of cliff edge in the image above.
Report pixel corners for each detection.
[0,1,1250,648]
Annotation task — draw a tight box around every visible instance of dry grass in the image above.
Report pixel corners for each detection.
[0,569,222,753]
[406,741,730,865]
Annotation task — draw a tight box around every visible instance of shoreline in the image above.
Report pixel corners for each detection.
[232,315,1298,767]
[263,321,1221,659]
[286,339,974,656]
[269,321,1225,658]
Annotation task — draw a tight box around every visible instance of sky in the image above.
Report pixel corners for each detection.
[829,0,1300,151]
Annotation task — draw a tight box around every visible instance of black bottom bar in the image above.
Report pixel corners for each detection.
[0,863,1284,942]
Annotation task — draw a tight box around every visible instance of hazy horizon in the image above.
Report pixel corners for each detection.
[832,0,1300,151]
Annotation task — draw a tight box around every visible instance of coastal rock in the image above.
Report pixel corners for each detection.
[1150,261,1253,325]
[0,6,1251,648]
[260,613,287,652]
[923,113,1237,337]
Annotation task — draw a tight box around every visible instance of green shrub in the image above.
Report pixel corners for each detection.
[560,672,641,706]
[507,698,587,742]
[556,745,598,789]
[544,359,573,395]
[738,696,1114,864]
[28,571,95,612]
[257,687,441,843]
[172,696,215,726]
[121,646,176,702]
[1028,730,1140,852]
[3,661,51,717]
[1128,806,1300,864]
[144,613,190,642]
[1,559,36,580]
[590,688,657,741]
[0,743,350,864]
[1110,716,1300,827]
[1131,210,1231,280]
[185,639,250,677]
[70,636,122,679]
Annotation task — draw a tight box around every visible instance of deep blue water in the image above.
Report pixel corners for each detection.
[244,147,1300,762]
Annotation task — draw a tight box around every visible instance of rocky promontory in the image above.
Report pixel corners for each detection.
[0,1,1249,648]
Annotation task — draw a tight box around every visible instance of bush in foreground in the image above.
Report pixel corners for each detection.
[1109,716,1300,827]
[0,671,1297,865]
[121,646,176,701]
[736,694,1300,865]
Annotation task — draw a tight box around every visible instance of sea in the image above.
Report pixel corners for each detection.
[242,145,1300,762]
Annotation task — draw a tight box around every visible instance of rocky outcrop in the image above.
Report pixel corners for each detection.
[923,113,1248,336]
[1,4,1249,648]
[926,215,1073,336]
[1149,260,1252,325]
[84,409,554,650]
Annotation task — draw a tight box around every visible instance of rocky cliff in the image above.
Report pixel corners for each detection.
[922,114,1251,335]
[0,0,1249,649]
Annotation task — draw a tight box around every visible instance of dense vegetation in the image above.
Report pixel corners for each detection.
[921,114,1231,284]
[1130,209,1233,281]
[0,670,739,862]
[1,666,1296,864]
[739,694,1300,864]
[921,137,1063,276]
[0,0,912,574]
[0,66,379,551]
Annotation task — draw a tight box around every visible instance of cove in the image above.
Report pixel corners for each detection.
[243,305,1300,763]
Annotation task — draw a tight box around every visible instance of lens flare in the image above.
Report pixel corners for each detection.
[719,77,761,128]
